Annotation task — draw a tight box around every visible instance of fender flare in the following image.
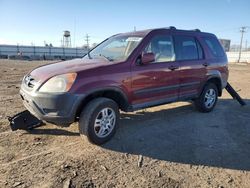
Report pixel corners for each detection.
[75,86,131,116]
[200,70,223,96]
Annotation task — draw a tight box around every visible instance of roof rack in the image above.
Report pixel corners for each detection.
[191,29,201,32]
[169,26,176,30]
[157,26,176,31]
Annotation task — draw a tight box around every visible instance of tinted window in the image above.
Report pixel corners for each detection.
[144,35,175,63]
[203,36,225,57]
[175,36,200,61]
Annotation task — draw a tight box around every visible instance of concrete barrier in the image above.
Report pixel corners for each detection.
[226,51,250,63]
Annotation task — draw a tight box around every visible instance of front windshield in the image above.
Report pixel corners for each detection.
[84,35,143,62]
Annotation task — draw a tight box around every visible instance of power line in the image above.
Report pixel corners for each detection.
[213,27,239,33]
[238,26,247,63]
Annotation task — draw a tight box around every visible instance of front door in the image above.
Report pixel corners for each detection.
[131,34,179,107]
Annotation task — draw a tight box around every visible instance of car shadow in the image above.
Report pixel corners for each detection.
[103,99,250,171]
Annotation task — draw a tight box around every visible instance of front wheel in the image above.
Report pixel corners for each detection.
[194,83,218,113]
[79,97,119,145]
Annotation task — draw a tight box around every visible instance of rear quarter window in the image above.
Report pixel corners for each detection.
[203,36,225,57]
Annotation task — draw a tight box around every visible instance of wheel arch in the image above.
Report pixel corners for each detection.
[205,76,223,96]
[75,87,130,120]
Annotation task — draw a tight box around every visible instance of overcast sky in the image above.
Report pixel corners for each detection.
[0,0,249,47]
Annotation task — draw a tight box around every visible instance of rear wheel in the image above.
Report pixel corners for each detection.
[194,83,218,113]
[78,97,119,145]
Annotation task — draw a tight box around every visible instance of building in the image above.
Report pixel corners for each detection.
[219,39,231,52]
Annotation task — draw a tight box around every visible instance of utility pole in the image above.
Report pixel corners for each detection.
[238,26,247,63]
[85,34,90,50]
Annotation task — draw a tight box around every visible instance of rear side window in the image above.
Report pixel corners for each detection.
[174,36,202,61]
[203,36,225,57]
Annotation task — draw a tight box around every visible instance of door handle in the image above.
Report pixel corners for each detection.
[168,65,178,71]
[203,62,209,67]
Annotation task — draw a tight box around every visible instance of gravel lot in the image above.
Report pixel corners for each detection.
[0,60,250,188]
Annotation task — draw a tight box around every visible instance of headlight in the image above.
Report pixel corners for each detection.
[39,73,77,93]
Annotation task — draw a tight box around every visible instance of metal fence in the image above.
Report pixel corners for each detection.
[0,44,87,60]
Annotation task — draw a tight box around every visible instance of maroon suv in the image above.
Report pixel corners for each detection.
[20,27,228,144]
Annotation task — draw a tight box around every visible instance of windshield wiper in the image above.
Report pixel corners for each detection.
[91,54,113,61]
[99,54,113,61]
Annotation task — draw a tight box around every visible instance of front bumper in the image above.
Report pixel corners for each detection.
[20,86,85,126]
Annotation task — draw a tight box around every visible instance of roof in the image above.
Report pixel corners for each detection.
[117,27,214,37]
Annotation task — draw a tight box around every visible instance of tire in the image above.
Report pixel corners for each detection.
[194,83,218,113]
[78,97,119,145]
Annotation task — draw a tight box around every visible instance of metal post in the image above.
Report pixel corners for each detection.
[17,43,19,55]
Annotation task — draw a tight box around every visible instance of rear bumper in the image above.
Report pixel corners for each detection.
[20,87,85,126]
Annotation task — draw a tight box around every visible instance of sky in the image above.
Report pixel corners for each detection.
[0,0,250,47]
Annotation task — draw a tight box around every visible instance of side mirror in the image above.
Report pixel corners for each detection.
[141,53,155,65]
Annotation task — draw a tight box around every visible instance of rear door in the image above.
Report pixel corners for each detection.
[173,34,207,99]
[131,33,179,106]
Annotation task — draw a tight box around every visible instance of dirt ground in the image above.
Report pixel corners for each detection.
[0,59,250,188]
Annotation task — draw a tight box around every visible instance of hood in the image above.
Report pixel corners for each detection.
[30,58,109,82]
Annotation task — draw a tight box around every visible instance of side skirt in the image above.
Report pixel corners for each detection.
[127,93,198,112]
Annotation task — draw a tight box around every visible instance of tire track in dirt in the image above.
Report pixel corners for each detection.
[0,141,81,166]
[0,130,12,136]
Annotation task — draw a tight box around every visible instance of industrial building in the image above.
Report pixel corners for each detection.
[0,44,87,60]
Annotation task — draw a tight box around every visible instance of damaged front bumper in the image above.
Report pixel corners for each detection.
[19,85,85,126]
[8,110,43,131]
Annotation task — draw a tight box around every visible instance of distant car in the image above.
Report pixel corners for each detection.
[20,27,228,145]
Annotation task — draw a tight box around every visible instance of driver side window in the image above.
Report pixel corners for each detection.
[144,35,175,63]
